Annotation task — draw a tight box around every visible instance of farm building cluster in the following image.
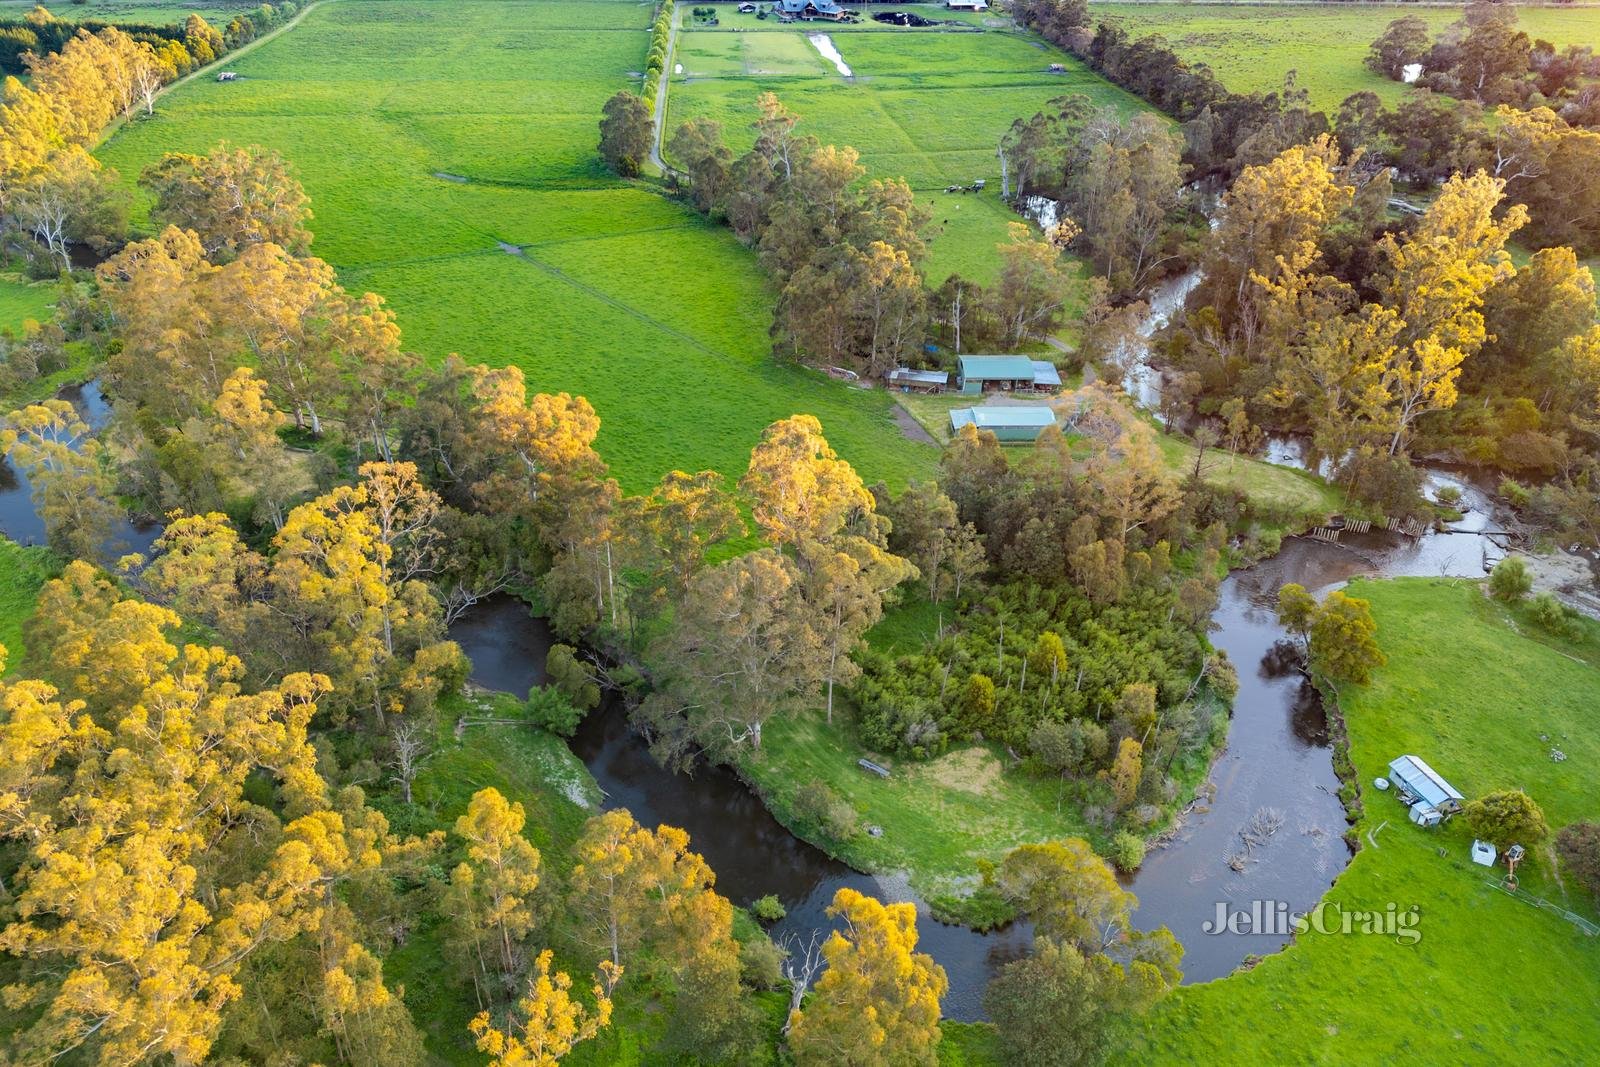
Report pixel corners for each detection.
[889,355,1068,443]
[774,0,847,21]
[889,355,1063,394]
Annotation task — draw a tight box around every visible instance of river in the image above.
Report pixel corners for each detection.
[452,595,1033,1020]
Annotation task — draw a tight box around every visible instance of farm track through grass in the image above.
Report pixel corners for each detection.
[99,0,939,491]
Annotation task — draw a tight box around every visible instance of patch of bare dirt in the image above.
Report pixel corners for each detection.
[915,746,1002,795]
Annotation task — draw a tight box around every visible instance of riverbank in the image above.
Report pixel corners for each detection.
[735,630,1230,930]
[1124,576,1600,1063]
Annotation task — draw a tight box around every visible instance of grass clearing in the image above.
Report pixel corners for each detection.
[1090,3,1600,111]
[1154,429,1345,530]
[742,695,1097,914]
[98,0,938,492]
[0,274,57,336]
[0,540,56,671]
[1125,577,1600,1064]
[668,18,1157,283]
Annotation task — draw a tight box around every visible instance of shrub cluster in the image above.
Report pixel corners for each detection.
[854,580,1213,760]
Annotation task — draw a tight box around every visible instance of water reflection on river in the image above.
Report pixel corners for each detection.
[1122,541,1357,979]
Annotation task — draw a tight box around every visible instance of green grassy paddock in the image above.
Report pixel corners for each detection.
[1090,3,1600,112]
[1124,577,1600,1064]
[98,0,938,492]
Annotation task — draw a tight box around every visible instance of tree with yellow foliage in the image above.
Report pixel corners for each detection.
[210,366,301,529]
[564,810,757,1057]
[269,466,459,727]
[741,414,873,549]
[1556,325,1600,435]
[1,399,121,561]
[996,838,1179,974]
[1110,736,1143,810]
[1197,134,1352,354]
[786,887,947,1066]
[1378,170,1527,454]
[0,564,353,1064]
[469,366,605,510]
[320,930,427,1066]
[11,142,126,268]
[97,225,226,423]
[140,510,274,661]
[568,810,728,969]
[449,787,543,995]
[469,949,616,1067]
[140,142,313,259]
[184,13,223,65]
[630,468,743,598]
[228,240,342,431]
[0,76,62,211]
[332,289,416,462]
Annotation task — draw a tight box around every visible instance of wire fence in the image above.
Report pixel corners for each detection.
[1486,879,1600,937]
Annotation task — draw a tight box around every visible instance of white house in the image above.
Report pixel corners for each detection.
[947,0,988,9]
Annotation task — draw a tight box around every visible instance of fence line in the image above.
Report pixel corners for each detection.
[1486,879,1600,937]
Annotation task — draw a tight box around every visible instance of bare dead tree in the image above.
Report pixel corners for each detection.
[389,718,433,804]
[779,930,825,1033]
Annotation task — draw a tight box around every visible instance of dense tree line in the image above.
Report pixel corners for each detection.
[663,92,933,375]
[0,2,297,74]
[1075,22,1332,183]
[1032,11,1600,257]
[660,92,1086,368]
[995,93,1197,296]
[0,4,300,281]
